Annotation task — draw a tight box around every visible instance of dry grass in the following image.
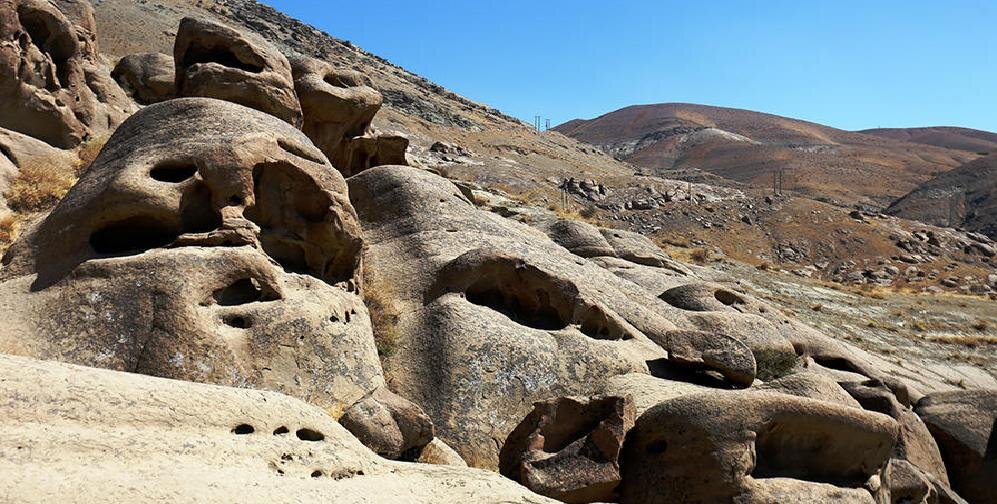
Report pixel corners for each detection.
[5,159,76,213]
[0,212,17,253]
[362,262,401,359]
[73,134,107,176]
[924,333,997,348]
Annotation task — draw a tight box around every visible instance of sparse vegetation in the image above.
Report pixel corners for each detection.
[5,159,76,213]
[925,333,997,348]
[73,135,108,176]
[362,260,401,359]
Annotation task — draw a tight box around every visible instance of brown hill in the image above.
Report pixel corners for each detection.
[861,126,997,154]
[554,103,980,207]
[887,154,997,239]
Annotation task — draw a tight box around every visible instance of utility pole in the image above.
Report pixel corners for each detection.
[544,118,550,132]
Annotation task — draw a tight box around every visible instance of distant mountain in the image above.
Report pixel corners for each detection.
[887,154,997,239]
[554,103,981,207]
[861,127,997,154]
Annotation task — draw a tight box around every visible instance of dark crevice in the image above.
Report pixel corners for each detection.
[182,42,263,73]
[752,416,875,487]
[465,284,567,331]
[714,289,745,306]
[232,424,254,435]
[212,277,279,306]
[88,217,180,256]
[813,356,864,375]
[180,181,222,233]
[278,138,325,164]
[646,358,739,389]
[17,6,73,88]
[295,428,324,442]
[273,426,289,435]
[150,161,198,183]
[223,315,251,329]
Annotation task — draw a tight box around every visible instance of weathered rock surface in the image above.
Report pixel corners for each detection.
[291,55,408,176]
[174,17,302,126]
[652,329,756,387]
[0,0,135,147]
[915,390,997,504]
[0,126,77,211]
[111,51,175,104]
[499,395,635,503]
[340,386,435,460]
[0,354,556,503]
[0,98,375,418]
[621,391,899,503]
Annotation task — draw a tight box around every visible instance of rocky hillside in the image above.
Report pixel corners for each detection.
[888,154,997,239]
[0,1,994,503]
[862,126,997,154]
[554,103,982,208]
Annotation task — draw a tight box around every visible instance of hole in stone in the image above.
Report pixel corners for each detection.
[182,41,264,73]
[232,424,254,434]
[277,139,325,164]
[344,310,351,323]
[296,428,324,442]
[465,283,567,331]
[813,356,864,375]
[646,358,738,388]
[223,315,251,329]
[180,181,222,233]
[646,439,669,455]
[17,6,74,87]
[273,426,289,435]
[213,278,278,306]
[228,195,245,206]
[714,289,745,306]
[89,217,179,256]
[578,306,628,340]
[150,162,197,183]
[752,414,878,486]
[310,470,323,478]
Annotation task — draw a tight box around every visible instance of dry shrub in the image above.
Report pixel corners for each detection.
[5,160,76,213]
[362,262,401,358]
[924,333,996,348]
[74,135,107,176]
[690,248,710,263]
[0,212,17,253]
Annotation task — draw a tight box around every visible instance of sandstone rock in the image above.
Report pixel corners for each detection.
[0,126,77,211]
[0,0,135,147]
[499,395,635,503]
[0,354,555,503]
[290,55,408,176]
[598,227,672,267]
[756,369,861,408]
[621,391,898,503]
[651,329,756,387]
[915,390,997,504]
[111,51,175,104]
[174,17,301,126]
[0,98,375,418]
[543,219,616,258]
[340,387,434,460]
[417,438,468,467]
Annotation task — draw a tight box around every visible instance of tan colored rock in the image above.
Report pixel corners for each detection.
[543,219,616,258]
[0,354,556,503]
[111,51,175,104]
[756,369,861,408]
[0,126,77,211]
[499,395,635,503]
[0,98,375,418]
[290,55,408,176]
[340,386,434,460]
[174,17,301,126]
[620,391,898,503]
[652,329,756,387]
[915,390,997,504]
[417,438,468,467]
[0,0,135,147]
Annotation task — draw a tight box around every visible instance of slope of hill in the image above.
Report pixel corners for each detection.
[888,154,997,239]
[861,126,997,154]
[554,103,980,207]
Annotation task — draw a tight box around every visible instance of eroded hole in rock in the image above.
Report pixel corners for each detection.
[813,356,864,375]
[180,181,222,233]
[465,283,567,331]
[752,415,875,487]
[310,470,323,478]
[17,6,73,87]
[646,439,668,455]
[212,278,279,306]
[150,162,198,183]
[714,289,745,306]
[277,139,325,164]
[645,358,738,389]
[578,307,628,340]
[182,42,263,73]
[223,315,251,329]
[273,426,289,435]
[232,424,254,435]
[89,217,180,256]
[295,428,324,442]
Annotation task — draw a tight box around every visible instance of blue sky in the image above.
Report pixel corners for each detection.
[262,1,996,132]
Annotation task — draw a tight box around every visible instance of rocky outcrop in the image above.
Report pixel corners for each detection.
[340,387,435,460]
[0,126,77,211]
[621,391,899,503]
[111,51,175,104]
[290,56,408,176]
[915,390,997,504]
[651,329,756,387]
[0,98,374,418]
[174,17,301,127]
[0,353,555,503]
[499,395,635,503]
[0,0,135,147]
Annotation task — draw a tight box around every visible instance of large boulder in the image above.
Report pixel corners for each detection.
[0,0,135,147]
[290,56,407,176]
[340,387,435,460]
[620,391,899,503]
[0,98,375,418]
[0,353,555,503]
[174,17,301,127]
[111,51,175,104]
[499,395,636,503]
[915,390,997,504]
[0,126,77,211]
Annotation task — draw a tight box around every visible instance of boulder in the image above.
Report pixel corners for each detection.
[174,17,301,127]
[542,219,616,259]
[340,387,435,460]
[620,391,898,503]
[0,354,555,503]
[111,51,175,104]
[651,329,756,387]
[0,0,135,147]
[756,369,861,408]
[499,395,635,503]
[0,98,375,419]
[417,438,468,467]
[598,227,673,267]
[915,390,997,504]
[290,56,407,176]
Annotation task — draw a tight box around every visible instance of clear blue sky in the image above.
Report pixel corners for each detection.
[262,0,995,132]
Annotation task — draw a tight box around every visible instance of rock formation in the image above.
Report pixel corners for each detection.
[111,51,175,104]
[0,0,135,147]
[174,16,302,127]
[291,55,408,176]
